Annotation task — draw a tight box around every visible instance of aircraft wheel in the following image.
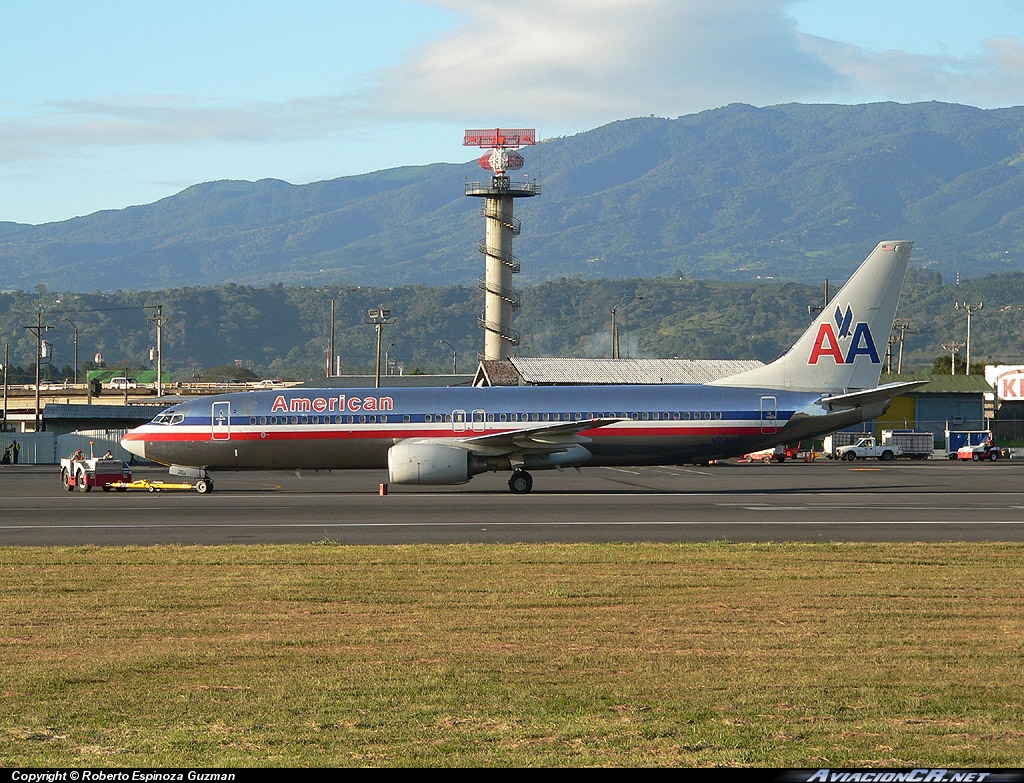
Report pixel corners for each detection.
[508,471,533,494]
[195,479,212,493]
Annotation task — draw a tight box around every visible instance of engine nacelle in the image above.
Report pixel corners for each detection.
[388,442,478,485]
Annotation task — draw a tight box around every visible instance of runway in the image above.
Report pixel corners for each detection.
[4,458,1024,545]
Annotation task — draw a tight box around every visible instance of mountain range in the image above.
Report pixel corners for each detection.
[2,101,1024,292]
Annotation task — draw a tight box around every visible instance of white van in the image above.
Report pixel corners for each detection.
[109,377,138,390]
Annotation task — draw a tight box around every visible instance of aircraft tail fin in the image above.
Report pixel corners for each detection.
[711,241,912,393]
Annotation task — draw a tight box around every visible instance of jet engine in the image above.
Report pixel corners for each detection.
[388,442,486,485]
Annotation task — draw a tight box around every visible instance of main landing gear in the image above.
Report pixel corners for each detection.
[508,470,533,494]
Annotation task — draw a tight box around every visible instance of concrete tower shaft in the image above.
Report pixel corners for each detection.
[464,128,540,361]
[482,194,519,359]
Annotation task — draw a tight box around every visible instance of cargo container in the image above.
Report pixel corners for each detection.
[881,429,934,459]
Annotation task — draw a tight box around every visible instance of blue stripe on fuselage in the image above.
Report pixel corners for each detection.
[148,384,812,426]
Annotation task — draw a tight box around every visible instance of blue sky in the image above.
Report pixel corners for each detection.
[2,0,1022,225]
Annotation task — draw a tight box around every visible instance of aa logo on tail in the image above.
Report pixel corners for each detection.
[808,304,880,365]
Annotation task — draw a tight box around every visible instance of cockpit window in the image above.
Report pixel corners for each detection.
[152,412,185,425]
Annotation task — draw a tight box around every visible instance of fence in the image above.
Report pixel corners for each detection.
[1,430,136,465]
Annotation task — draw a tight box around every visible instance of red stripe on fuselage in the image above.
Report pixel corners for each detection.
[123,423,768,443]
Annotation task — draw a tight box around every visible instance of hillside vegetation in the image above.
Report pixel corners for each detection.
[2,102,1024,291]
[3,265,1023,380]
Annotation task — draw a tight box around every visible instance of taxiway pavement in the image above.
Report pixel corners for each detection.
[3,459,1023,545]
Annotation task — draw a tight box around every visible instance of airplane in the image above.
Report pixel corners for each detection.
[121,240,918,494]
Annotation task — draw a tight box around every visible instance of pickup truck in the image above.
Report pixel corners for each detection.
[834,437,902,461]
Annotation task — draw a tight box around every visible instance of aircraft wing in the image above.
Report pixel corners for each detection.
[444,417,624,456]
[818,381,930,412]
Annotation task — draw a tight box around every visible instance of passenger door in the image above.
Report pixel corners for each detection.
[760,396,778,434]
[212,401,231,440]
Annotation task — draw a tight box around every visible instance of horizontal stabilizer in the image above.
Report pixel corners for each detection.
[818,381,930,411]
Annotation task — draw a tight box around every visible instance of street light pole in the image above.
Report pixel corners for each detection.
[942,342,964,375]
[610,295,642,359]
[439,340,457,374]
[365,307,396,388]
[63,318,79,385]
[328,288,361,377]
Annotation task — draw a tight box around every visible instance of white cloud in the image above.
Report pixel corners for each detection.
[3,0,1023,168]
[798,32,1024,106]
[367,0,844,124]
[0,94,366,164]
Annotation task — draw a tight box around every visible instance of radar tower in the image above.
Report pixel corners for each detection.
[464,128,541,360]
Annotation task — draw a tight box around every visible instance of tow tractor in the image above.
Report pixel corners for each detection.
[60,453,133,492]
[61,449,213,492]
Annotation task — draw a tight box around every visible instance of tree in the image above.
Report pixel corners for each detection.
[931,356,985,375]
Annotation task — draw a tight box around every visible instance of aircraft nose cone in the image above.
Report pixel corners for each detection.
[120,433,146,460]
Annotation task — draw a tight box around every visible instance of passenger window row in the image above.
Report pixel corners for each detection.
[241,411,726,426]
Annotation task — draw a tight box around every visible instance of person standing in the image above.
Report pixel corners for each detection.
[11,440,19,464]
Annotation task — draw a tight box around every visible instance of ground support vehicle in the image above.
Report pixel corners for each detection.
[945,430,993,459]
[956,443,1001,462]
[739,443,803,463]
[834,436,902,461]
[880,429,935,459]
[60,456,132,492]
[823,432,864,458]
[106,478,212,493]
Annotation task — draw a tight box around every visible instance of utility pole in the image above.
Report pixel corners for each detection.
[808,279,831,315]
[955,302,982,375]
[147,305,171,396]
[23,309,52,431]
[329,297,336,377]
[893,318,912,374]
[2,343,8,424]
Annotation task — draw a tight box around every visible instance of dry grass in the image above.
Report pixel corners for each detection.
[1,542,1022,767]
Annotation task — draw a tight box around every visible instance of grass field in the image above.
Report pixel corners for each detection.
[2,542,1022,767]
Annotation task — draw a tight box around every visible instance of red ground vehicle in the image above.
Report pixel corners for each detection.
[740,443,802,463]
[60,454,132,491]
[956,443,1001,462]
